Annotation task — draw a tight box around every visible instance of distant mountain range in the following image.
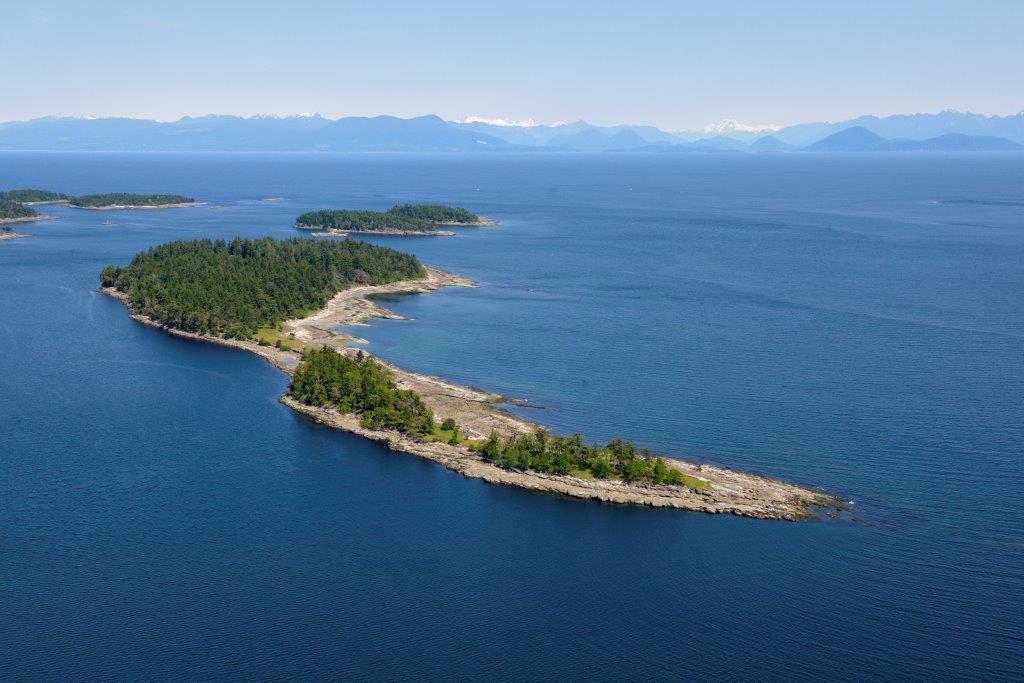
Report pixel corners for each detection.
[800,126,1022,152]
[1,110,1022,153]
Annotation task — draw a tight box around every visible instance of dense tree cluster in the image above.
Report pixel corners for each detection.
[100,237,425,338]
[478,431,692,485]
[71,193,194,207]
[289,347,434,436]
[286,347,694,487]
[0,199,38,220]
[295,209,437,232]
[295,204,481,232]
[387,204,480,223]
[0,189,70,203]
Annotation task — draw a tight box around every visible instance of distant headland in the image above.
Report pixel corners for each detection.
[100,236,837,520]
[296,204,496,236]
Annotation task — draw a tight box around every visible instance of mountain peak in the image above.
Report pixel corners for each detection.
[702,119,779,134]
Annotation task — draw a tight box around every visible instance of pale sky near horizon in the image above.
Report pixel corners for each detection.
[6,0,1023,130]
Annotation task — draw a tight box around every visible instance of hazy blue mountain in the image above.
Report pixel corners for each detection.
[749,135,795,152]
[454,120,684,147]
[689,136,748,151]
[313,115,511,151]
[546,127,652,151]
[0,114,512,152]
[775,111,1024,146]
[887,133,1022,151]
[800,126,1022,152]
[801,126,891,152]
[2,111,1022,153]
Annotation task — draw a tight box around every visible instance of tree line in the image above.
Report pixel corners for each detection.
[289,347,435,436]
[387,204,480,223]
[478,431,695,486]
[0,199,38,221]
[71,193,193,207]
[0,189,70,203]
[286,346,700,488]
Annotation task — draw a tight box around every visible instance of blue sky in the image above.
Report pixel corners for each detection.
[6,0,1023,129]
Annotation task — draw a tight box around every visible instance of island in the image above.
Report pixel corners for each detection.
[0,188,72,204]
[295,204,495,236]
[0,198,53,228]
[1,225,30,241]
[71,193,196,209]
[100,237,836,519]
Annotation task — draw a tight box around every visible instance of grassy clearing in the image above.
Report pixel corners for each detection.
[423,424,468,445]
[255,327,304,351]
[676,472,710,489]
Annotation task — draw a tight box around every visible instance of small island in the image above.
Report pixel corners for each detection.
[71,193,196,209]
[100,237,836,519]
[0,198,53,229]
[1,225,30,242]
[1,198,39,222]
[296,204,494,236]
[0,188,72,205]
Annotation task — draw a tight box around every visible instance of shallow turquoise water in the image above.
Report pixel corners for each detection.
[1,152,1022,679]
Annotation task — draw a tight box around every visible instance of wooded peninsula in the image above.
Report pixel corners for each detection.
[100,236,835,518]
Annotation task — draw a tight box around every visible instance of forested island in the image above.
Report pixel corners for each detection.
[100,237,424,338]
[71,193,195,209]
[1,199,36,239]
[0,199,38,221]
[100,236,834,518]
[296,209,439,234]
[296,204,494,235]
[0,188,71,204]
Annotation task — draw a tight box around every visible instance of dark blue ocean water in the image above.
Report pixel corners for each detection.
[1,152,1022,680]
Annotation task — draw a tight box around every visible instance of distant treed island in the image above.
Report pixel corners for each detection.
[70,193,195,208]
[296,204,493,234]
[0,198,39,223]
[0,189,71,203]
[0,188,195,229]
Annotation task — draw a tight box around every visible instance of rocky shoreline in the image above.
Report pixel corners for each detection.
[0,231,31,242]
[0,214,54,225]
[303,228,457,237]
[102,268,838,520]
[438,217,499,227]
[74,202,197,210]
